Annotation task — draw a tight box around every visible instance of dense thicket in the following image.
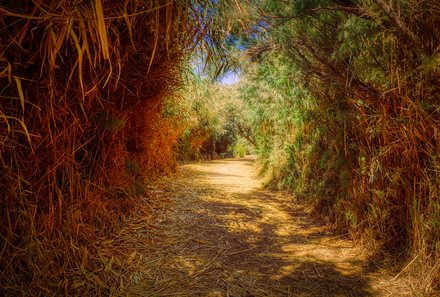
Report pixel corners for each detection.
[1,0,439,294]
[174,74,251,160]
[0,0,233,294]
[233,0,439,291]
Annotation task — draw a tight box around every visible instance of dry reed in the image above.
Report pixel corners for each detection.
[0,0,201,295]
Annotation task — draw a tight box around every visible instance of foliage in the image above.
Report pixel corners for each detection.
[1,0,439,294]
[0,0,244,294]
[175,72,243,160]
[230,138,251,158]
[233,0,440,292]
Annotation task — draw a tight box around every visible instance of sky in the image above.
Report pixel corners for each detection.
[218,71,241,85]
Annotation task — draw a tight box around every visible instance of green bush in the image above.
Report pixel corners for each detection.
[231,138,249,157]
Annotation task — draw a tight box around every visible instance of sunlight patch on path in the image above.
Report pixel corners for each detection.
[132,156,399,296]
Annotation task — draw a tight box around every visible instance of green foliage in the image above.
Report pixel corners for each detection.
[231,0,440,288]
[230,138,250,157]
[173,69,245,160]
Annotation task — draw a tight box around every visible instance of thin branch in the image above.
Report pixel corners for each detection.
[373,0,423,50]
[259,5,369,26]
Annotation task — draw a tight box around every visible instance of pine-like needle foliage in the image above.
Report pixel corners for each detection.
[233,0,440,292]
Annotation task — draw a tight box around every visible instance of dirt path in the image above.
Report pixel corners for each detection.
[128,156,398,296]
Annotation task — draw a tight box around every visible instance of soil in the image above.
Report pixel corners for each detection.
[126,156,403,296]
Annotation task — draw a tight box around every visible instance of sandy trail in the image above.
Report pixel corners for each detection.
[129,156,396,296]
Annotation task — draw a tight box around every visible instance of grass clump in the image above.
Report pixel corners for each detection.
[0,0,239,294]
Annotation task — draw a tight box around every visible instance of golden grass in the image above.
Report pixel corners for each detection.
[0,0,204,294]
[119,157,412,296]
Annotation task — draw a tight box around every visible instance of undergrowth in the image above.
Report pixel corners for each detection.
[231,0,440,293]
[0,0,239,294]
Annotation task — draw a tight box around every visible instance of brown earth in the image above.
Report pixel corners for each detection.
[119,156,405,296]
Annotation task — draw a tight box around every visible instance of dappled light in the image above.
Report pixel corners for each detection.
[1,0,439,295]
[134,157,393,296]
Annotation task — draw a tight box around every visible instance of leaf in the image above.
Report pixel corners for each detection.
[95,0,110,60]
[13,76,25,112]
[127,251,137,263]
[68,28,84,93]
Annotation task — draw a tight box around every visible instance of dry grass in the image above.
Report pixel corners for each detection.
[341,4,440,285]
[104,156,413,296]
[0,0,247,294]
[0,0,200,294]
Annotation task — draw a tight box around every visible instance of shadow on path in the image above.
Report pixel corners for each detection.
[139,157,376,296]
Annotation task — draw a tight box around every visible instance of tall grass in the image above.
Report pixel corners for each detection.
[175,76,242,160]
[0,0,230,294]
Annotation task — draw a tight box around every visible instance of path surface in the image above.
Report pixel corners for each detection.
[129,156,398,296]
